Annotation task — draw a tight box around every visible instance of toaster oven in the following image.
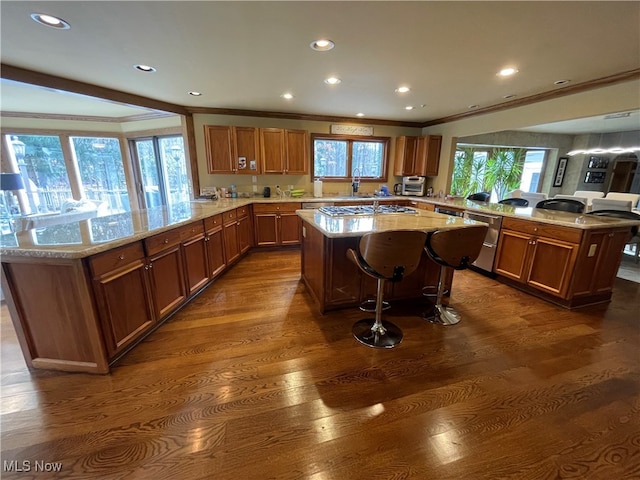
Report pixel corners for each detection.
[401,176,426,196]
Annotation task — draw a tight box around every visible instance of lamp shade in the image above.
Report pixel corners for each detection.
[0,173,25,191]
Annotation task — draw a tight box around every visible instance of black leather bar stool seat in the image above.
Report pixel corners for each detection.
[423,225,488,325]
[499,197,529,207]
[467,192,491,202]
[535,198,585,213]
[347,230,427,348]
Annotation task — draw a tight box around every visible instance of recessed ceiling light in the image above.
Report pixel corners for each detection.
[554,79,571,85]
[395,86,410,93]
[310,39,335,51]
[134,64,156,72]
[324,77,341,85]
[405,106,415,111]
[30,13,70,29]
[503,94,517,99]
[189,91,202,96]
[468,104,479,109]
[497,67,518,77]
[281,93,294,100]
[356,113,365,117]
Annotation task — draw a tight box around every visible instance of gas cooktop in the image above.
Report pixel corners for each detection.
[318,205,418,216]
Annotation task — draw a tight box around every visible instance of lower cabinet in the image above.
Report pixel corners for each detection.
[89,242,156,359]
[494,217,581,298]
[204,214,226,279]
[180,221,210,296]
[253,202,302,246]
[145,230,188,319]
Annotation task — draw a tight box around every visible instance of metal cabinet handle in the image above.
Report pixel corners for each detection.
[164,239,169,244]
[119,254,125,260]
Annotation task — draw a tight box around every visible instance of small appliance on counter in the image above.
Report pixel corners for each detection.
[263,186,271,197]
[314,178,323,197]
[401,176,426,196]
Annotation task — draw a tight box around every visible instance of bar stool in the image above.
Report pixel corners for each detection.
[423,225,488,325]
[347,230,427,348]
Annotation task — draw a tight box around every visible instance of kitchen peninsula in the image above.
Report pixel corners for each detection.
[1,196,638,374]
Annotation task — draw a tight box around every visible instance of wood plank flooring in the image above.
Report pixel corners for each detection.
[1,248,639,479]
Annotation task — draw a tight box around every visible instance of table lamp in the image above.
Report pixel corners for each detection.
[1,173,25,216]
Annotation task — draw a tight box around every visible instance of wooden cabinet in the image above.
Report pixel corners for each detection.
[204,214,226,279]
[253,202,302,246]
[179,221,209,296]
[260,128,309,174]
[89,242,155,359]
[204,125,261,174]
[394,135,441,177]
[222,206,252,264]
[237,205,253,254]
[144,230,187,318]
[494,217,581,299]
[571,227,630,297]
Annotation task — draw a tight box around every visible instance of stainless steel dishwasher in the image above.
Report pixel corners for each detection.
[463,210,502,274]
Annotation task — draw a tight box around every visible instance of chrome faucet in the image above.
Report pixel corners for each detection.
[351,168,361,196]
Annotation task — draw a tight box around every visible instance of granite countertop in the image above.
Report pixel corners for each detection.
[297,209,479,238]
[2,195,638,259]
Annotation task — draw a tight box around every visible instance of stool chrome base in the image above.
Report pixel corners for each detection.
[359,299,391,312]
[426,304,461,326]
[352,318,403,349]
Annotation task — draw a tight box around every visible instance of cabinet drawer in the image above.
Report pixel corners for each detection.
[222,209,237,225]
[502,217,582,244]
[204,214,223,231]
[144,229,182,256]
[253,202,301,213]
[89,242,145,276]
[237,205,250,218]
[178,221,205,241]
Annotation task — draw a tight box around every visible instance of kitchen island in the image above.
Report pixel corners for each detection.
[296,208,481,313]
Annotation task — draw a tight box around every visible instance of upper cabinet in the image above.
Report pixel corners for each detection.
[261,128,309,175]
[204,125,261,175]
[205,125,309,175]
[394,135,441,177]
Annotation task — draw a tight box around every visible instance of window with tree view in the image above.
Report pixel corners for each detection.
[312,134,388,180]
[451,145,547,201]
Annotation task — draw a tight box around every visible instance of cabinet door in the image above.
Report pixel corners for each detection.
[255,213,278,246]
[419,135,441,177]
[182,233,209,296]
[148,245,187,318]
[234,127,261,174]
[92,259,155,359]
[394,136,417,176]
[204,125,234,173]
[527,237,579,297]
[223,222,240,264]
[260,128,285,173]
[206,227,226,279]
[494,229,532,282]
[280,212,302,245]
[285,129,309,174]
[590,230,629,294]
[238,215,252,254]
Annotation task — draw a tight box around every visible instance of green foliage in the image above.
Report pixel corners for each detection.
[484,148,525,200]
[451,146,525,199]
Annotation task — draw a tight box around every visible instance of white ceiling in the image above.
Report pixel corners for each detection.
[1,1,639,133]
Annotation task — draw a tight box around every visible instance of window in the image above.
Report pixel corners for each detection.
[71,136,130,213]
[312,134,389,180]
[451,145,547,200]
[130,135,189,208]
[5,134,72,214]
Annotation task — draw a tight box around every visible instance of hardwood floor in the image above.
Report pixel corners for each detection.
[1,248,639,479]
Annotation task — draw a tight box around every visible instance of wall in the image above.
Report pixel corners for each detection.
[192,114,421,197]
[421,79,640,196]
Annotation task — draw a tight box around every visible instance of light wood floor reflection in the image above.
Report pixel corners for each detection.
[1,249,639,479]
